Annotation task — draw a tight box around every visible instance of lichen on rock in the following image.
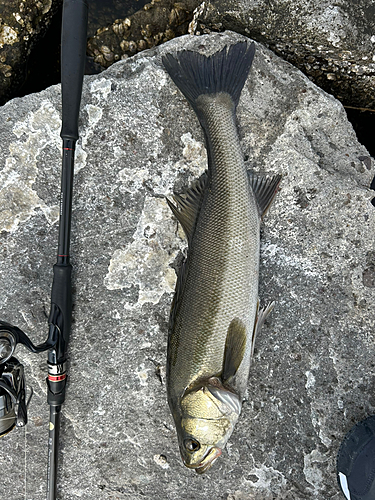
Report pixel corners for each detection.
[0,31,374,499]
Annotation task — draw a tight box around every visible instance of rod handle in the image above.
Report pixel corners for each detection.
[60,0,89,142]
[48,263,72,364]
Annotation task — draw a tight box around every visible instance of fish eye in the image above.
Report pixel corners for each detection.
[184,438,200,452]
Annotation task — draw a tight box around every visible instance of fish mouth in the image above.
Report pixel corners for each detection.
[184,447,222,474]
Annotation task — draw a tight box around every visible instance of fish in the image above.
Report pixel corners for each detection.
[162,40,281,474]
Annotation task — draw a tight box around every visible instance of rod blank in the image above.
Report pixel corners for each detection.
[46,1,88,499]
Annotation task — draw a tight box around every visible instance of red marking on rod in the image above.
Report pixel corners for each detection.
[48,374,66,382]
[63,148,73,151]
[58,254,68,257]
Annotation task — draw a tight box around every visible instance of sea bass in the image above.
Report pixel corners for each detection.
[162,41,281,474]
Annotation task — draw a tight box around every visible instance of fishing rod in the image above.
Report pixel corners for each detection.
[0,0,88,498]
[47,1,88,497]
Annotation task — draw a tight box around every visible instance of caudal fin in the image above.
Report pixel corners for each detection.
[162,41,255,113]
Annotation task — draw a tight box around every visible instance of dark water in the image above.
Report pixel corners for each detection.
[345,108,375,204]
[346,108,375,159]
[14,1,375,167]
[16,0,146,99]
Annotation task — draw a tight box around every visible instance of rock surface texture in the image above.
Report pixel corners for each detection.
[0,0,62,104]
[87,0,199,68]
[196,0,375,109]
[0,31,374,499]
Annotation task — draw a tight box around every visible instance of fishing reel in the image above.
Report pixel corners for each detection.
[0,321,58,437]
[0,357,28,437]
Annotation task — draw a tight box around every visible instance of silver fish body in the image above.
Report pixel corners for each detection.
[162,42,280,473]
[168,92,259,403]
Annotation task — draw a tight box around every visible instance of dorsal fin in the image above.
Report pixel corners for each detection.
[168,255,187,334]
[221,318,247,382]
[248,173,282,217]
[166,171,208,241]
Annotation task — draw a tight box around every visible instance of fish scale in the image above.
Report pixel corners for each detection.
[162,41,281,473]
[168,93,260,403]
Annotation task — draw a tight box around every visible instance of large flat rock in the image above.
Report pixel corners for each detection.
[196,0,375,109]
[0,31,374,499]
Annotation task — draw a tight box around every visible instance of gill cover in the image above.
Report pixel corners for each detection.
[178,382,241,473]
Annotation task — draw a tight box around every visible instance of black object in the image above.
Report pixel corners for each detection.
[46,1,88,498]
[0,358,28,437]
[337,415,375,500]
[0,1,88,499]
[0,320,57,438]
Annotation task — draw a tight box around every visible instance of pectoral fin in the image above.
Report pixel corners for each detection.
[221,318,247,382]
[167,171,208,241]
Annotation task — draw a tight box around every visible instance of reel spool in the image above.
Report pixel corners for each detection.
[0,330,16,364]
[0,322,57,438]
[0,358,28,437]
[0,327,34,437]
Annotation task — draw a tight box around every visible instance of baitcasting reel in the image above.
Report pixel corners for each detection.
[0,321,58,437]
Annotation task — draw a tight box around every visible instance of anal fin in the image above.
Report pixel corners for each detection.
[248,172,282,217]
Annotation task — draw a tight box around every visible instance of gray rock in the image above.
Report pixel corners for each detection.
[87,0,199,68]
[195,0,375,109]
[0,31,374,499]
[0,0,62,104]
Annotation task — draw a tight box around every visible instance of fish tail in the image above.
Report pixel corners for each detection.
[162,41,255,114]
